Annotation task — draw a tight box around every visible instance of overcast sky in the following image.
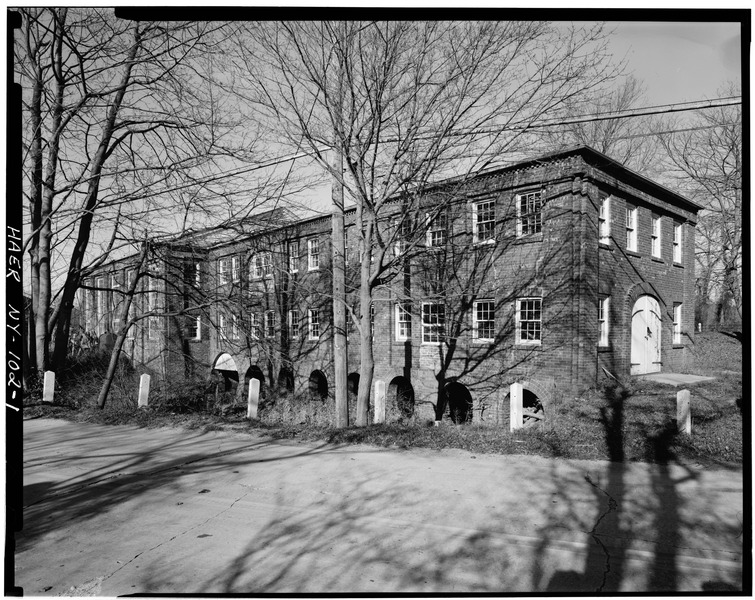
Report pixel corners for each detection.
[605,21,742,104]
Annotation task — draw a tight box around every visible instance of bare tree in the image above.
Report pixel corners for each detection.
[658,83,742,328]
[534,76,661,176]
[17,8,245,376]
[235,20,620,425]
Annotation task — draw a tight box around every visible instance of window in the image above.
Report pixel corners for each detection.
[393,217,412,257]
[194,262,201,287]
[190,315,201,341]
[218,258,229,285]
[625,206,637,251]
[264,310,275,338]
[288,241,299,273]
[472,200,495,244]
[231,256,240,282]
[673,303,682,344]
[651,215,662,258]
[599,196,611,245]
[473,300,495,342]
[673,222,683,263]
[308,238,320,270]
[308,309,320,339]
[147,278,158,339]
[249,312,259,339]
[252,253,272,279]
[426,211,447,247]
[231,314,240,340]
[598,297,610,347]
[516,297,542,345]
[517,191,543,237]
[395,303,412,341]
[218,313,227,340]
[289,309,300,339]
[422,302,445,344]
[125,270,135,339]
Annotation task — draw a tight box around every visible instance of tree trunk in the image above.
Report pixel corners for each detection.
[51,22,143,368]
[355,218,375,426]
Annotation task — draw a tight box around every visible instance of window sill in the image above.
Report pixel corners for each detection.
[599,242,613,250]
[597,344,613,352]
[672,344,685,349]
[515,233,543,244]
[673,262,684,268]
[626,250,641,258]
[514,342,542,349]
[471,339,494,345]
[473,239,496,247]
[651,256,664,264]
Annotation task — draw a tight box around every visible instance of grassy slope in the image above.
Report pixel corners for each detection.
[24,332,744,465]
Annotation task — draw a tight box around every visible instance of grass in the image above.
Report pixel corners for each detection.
[24,332,744,466]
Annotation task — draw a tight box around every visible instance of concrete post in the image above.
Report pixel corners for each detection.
[374,380,386,424]
[247,378,260,420]
[43,371,55,403]
[510,383,523,432]
[677,389,691,435]
[138,374,151,408]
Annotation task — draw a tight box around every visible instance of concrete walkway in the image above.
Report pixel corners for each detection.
[13,419,744,595]
[638,373,717,386]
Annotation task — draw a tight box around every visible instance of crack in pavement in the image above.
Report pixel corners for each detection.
[101,488,253,585]
[584,474,618,593]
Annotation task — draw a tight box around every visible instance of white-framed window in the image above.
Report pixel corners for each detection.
[147,278,158,339]
[393,217,412,257]
[673,303,682,344]
[308,308,320,339]
[249,312,259,339]
[426,211,447,247]
[625,205,638,252]
[218,258,229,285]
[252,253,272,279]
[599,196,611,245]
[395,302,412,341]
[421,302,445,344]
[517,191,543,237]
[125,270,135,339]
[598,297,610,347]
[190,315,201,341]
[231,314,240,340]
[95,276,105,323]
[472,200,495,244]
[218,313,227,341]
[288,241,299,273]
[516,297,542,345]
[289,309,300,339]
[473,300,495,342]
[673,222,683,263]
[194,262,201,287]
[231,256,240,282]
[308,238,320,270]
[651,214,662,258]
[264,310,275,338]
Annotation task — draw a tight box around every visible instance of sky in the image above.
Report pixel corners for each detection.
[603,21,742,105]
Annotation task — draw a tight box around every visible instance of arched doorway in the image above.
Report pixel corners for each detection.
[444,381,473,424]
[278,367,294,394]
[389,376,415,419]
[245,365,265,398]
[631,295,662,375]
[309,370,328,400]
[212,352,239,392]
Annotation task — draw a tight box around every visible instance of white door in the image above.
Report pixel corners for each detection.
[630,295,662,375]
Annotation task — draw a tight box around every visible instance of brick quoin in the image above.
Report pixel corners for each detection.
[79,147,700,424]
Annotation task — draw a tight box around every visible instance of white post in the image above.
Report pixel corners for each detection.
[374,380,386,424]
[138,374,151,408]
[43,371,55,403]
[247,378,260,420]
[510,383,523,432]
[677,389,691,435]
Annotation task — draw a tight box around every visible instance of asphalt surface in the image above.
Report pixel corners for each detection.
[13,418,745,595]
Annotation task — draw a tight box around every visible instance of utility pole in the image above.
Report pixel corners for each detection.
[331,34,349,428]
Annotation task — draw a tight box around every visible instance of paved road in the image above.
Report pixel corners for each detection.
[13,418,744,595]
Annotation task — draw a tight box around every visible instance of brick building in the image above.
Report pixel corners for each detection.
[79,147,699,424]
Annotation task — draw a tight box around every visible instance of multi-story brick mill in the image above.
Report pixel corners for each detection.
[79,146,700,424]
